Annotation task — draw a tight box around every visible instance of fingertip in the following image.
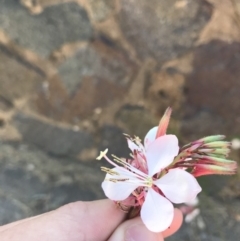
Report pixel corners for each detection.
[107,208,182,241]
[108,217,164,241]
[162,208,183,238]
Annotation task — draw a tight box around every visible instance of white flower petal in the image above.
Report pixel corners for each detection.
[146,135,179,176]
[141,188,174,232]
[101,168,140,201]
[144,126,158,149]
[154,169,202,204]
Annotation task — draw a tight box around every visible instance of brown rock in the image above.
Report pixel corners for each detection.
[146,68,185,117]
[63,76,126,121]
[182,40,240,139]
[34,75,68,121]
[0,46,43,102]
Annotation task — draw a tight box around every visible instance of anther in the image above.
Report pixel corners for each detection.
[96,149,108,160]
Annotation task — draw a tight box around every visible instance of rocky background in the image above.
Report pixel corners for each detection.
[0,0,240,240]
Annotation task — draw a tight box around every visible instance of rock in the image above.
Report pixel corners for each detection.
[146,68,185,117]
[0,1,93,57]
[85,0,116,22]
[117,0,213,63]
[58,41,136,94]
[35,41,137,121]
[46,40,138,121]
[182,40,240,139]
[13,112,93,156]
[33,75,69,122]
[0,194,30,225]
[0,46,43,102]
[61,76,126,120]
[181,110,225,140]
[0,95,14,111]
[116,105,157,138]
[0,141,104,224]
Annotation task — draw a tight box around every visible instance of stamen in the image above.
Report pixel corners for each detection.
[146,177,153,187]
[106,178,117,183]
[96,149,109,160]
[112,154,149,179]
[98,146,151,186]
[109,178,129,182]
[134,136,142,144]
[101,167,119,175]
[112,154,128,166]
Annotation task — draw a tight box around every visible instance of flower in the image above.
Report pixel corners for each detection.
[96,107,237,233]
[97,127,202,232]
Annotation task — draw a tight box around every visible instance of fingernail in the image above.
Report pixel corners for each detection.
[125,224,159,241]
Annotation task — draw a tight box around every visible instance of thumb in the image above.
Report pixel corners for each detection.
[107,208,182,241]
[108,217,163,241]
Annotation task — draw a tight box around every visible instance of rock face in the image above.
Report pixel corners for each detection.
[58,41,136,95]
[0,0,240,240]
[118,0,213,63]
[182,40,240,139]
[0,1,93,57]
[0,46,43,101]
[0,142,104,225]
[13,112,93,156]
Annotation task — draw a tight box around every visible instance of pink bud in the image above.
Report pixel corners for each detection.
[156,107,172,138]
[192,164,237,177]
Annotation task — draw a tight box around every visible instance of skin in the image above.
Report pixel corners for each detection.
[0,199,183,241]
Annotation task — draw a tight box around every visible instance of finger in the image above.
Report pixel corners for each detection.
[0,199,125,241]
[56,199,126,241]
[162,208,183,238]
[0,213,46,232]
[108,208,182,241]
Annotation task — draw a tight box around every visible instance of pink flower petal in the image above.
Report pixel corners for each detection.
[144,126,158,149]
[146,135,179,176]
[101,168,140,201]
[127,139,144,153]
[154,169,202,204]
[155,107,172,138]
[141,188,174,232]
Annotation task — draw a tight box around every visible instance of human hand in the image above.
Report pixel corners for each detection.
[0,199,182,241]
